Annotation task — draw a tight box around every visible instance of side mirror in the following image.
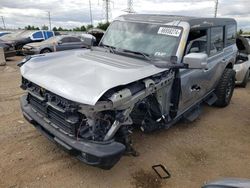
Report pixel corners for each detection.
[81,34,96,47]
[190,47,199,53]
[183,53,208,69]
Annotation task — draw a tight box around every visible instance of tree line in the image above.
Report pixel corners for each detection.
[21,24,250,35]
[238,29,250,35]
[24,22,110,31]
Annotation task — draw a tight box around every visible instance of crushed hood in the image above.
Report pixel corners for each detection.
[21,49,166,105]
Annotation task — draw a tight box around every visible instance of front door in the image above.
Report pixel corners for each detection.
[178,29,210,113]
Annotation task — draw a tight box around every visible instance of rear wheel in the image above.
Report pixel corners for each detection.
[40,48,51,54]
[239,69,249,88]
[214,68,235,107]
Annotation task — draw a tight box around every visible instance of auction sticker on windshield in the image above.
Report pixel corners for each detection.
[157,27,181,37]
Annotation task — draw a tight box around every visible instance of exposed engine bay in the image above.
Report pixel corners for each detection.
[21,70,175,152]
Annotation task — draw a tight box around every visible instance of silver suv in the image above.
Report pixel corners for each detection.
[19,15,237,169]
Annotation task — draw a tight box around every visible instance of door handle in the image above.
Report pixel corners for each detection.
[221,59,227,63]
[191,85,201,92]
[203,68,209,72]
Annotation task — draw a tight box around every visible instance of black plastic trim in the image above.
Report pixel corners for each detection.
[20,95,125,169]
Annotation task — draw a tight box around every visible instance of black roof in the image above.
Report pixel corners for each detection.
[116,14,237,29]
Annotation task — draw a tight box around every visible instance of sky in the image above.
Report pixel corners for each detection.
[0,0,250,31]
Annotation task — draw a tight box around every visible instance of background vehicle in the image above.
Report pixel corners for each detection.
[87,28,105,45]
[234,36,250,87]
[0,41,15,59]
[241,34,250,40]
[202,178,250,188]
[19,15,237,169]
[22,35,88,55]
[0,30,56,54]
[0,31,11,37]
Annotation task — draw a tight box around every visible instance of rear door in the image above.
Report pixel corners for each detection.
[203,26,229,92]
[204,26,234,92]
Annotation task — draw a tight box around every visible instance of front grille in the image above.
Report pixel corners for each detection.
[28,93,81,137]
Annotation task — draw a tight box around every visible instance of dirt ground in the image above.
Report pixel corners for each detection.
[0,56,250,188]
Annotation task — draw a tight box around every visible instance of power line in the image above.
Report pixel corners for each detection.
[1,16,6,29]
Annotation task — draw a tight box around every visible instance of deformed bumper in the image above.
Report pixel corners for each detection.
[5,50,16,58]
[20,95,125,169]
[234,63,249,84]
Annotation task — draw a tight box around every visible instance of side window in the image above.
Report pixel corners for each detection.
[32,31,44,39]
[61,37,70,43]
[44,31,54,39]
[69,37,81,42]
[186,29,208,55]
[210,27,224,56]
[226,24,236,46]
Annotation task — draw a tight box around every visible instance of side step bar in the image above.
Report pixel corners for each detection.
[205,93,218,106]
[183,105,202,122]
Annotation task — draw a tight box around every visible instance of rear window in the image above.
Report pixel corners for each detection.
[226,24,236,46]
[44,31,54,39]
[61,37,71,43]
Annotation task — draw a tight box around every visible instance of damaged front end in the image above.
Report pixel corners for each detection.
[20,70,174,169]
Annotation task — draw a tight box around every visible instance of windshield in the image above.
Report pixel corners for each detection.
[101,21,182,60]
[19,31,35,38]
[0,30,26,40]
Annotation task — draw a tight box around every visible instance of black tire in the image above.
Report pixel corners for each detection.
[214,68,235,107]
[239,69,249,88]
[40,48,51,54]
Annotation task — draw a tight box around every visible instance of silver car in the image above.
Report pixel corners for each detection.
[22,35,87,55]
[234,36,250,87]
[19,15,238,169]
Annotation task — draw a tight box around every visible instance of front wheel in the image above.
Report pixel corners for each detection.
[214,68,235,107]
[40,48,51,54]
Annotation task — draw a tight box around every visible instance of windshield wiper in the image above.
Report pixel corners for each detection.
[99,43,116,54]
[118,49,152,61]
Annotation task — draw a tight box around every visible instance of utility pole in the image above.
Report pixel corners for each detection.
[105,0,109,23]
[99,0,113,23]
[214,0,219,18]
[1,16,6,30]
[48,11,51,30]
[124,0,135,13]
[89,0,93,26]
[103,0,112,23]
